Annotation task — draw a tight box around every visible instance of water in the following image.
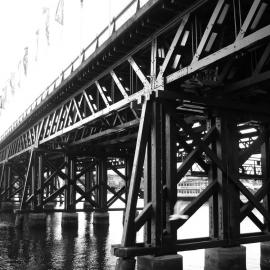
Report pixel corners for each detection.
[0,204,263,270]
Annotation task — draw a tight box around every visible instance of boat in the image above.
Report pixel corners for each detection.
[177,176,208,200]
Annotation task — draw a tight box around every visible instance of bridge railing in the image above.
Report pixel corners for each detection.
[0,0,150,144]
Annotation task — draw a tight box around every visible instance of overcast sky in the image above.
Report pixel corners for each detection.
[0,0,134,136]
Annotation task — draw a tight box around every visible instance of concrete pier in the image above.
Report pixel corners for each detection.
[260,242,270,270]
[0,201,14,212]
[0,211,15,227]
[14,211,24,228]
[137,255,183,270]
[115,258,136,270]
[44,202,55,210]
[204,246,246,270]
[28,213,47,228]
[83,202,93,211]
[93,211,109,225]
[61,212,78,228]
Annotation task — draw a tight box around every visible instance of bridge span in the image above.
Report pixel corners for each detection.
[1,0,270,269]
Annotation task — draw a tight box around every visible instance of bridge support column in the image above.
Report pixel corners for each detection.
[115,258,136,270]
[84,170,93,211]
[21,152,47,228]
[206,114,246,270]
[31,152,38,211]
[114,96,181,269]
[44,202,55,210]
[6,165,11,200]
[93,211,109,225]
[0,164,13,213]
[122,157,134,226]
[137,255,183,270]
[0,201,13,212]
[205,246,246,270]
[28,212,47,228]
[37,154,44,210]
[136,101,182,268]
[62,212,78,228]
[261,242,270,270]
[93,158,109,225]
[125,157,133,201]
[260,126,270,270]
[15,210,24,228]
[62,155,78,228]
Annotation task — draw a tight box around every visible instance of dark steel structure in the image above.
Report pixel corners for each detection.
[0,0,270,267]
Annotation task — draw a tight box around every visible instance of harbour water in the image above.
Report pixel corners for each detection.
[0,202,262,270]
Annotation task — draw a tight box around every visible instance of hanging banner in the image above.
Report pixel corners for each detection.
[55,0,64,25]
[23,47,28,76]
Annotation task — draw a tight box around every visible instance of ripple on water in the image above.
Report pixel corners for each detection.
[0,205,264,270]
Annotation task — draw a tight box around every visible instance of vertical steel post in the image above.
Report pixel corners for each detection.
[261,125,270,232]
[0,164,5,201]
[38,153,44,209]
[144,141,152,245]
[150,101,162,247]
[164,104,177,249]
[68,156,76,211]
[208,119,219,238]
[3,165,8,200]
[65,154,76,212]
[96,158,107,210]
[216,113,240,241]
[31,152,37,210]
[84,165,92,209]
[125,157,133,201]
[6,165,11,201]
[85,170,91,194]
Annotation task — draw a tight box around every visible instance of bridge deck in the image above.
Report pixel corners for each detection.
[0,0,165,161]
[1,0,270,263]
[1,0,270,163]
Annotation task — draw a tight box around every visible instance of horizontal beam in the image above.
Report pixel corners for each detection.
[71,119,140,146]
[166,25,270,83]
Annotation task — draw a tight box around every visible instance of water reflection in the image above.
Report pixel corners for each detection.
[0,212,117,270]
[62,227,77,270]
[92,224,109,270]
[0,207,263,270]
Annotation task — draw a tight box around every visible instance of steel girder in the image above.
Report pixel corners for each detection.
[112,100,270,260]
[7,153,133,212]
[0,0,269,265]
[0,0,269,163]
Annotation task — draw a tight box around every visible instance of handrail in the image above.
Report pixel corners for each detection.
[0,0,148,143]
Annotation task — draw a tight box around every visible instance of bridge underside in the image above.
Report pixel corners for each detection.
[1,0,270,267]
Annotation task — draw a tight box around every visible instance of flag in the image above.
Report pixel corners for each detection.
[17,60,22,88]
[35,29,39,61]
[43,7,50,45]
[1,86,8,108]
[9,73,16,95]
[23,47,28,76]
[55,0,64,25]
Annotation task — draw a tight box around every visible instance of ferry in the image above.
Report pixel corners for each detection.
[177,176,208,200]
[177,177,262,201]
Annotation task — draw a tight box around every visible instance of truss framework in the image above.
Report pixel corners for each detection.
[0,0,269,163]
[0,0,269,268]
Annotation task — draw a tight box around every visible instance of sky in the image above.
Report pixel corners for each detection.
[0,0,135,136]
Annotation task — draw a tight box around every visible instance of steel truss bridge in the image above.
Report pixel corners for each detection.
[0,0,270,267]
